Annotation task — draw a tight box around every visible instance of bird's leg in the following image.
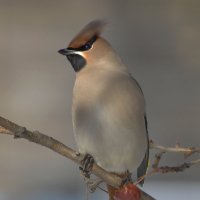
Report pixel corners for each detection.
[79,154,102,193]
[80,169,104,193]
[79,154,94,178]
[121,170,133,186]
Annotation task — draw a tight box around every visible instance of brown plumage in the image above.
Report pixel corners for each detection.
[68,20,106,49]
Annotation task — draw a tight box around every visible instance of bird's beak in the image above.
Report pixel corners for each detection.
[58,48,75,56]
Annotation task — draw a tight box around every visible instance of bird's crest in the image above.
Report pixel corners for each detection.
[68,20,107,49]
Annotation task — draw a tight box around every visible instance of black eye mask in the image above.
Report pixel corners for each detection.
[58,35,98,72]
[67,35,98,52]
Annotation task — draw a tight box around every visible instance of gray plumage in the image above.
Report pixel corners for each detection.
[58,20,149,184]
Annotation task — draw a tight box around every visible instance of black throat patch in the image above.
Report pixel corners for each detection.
[66,54,86,72]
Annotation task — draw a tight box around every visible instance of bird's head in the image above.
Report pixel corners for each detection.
[58,20,117,72]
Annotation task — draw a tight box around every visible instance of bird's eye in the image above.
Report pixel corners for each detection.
[75,35,97,51]
[83,43,91,50]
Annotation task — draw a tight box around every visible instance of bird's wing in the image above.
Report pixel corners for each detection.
[137,114,149,186]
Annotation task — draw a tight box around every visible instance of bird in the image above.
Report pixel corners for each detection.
[58,20,149,199]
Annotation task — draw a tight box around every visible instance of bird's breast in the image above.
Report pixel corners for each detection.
[72,69,147,172]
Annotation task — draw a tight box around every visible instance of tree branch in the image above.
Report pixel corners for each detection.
[0,116,155,200]
[148,140,200,176]
[150,140,200,158]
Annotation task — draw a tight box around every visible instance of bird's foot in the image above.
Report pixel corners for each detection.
[80,170,103,193]
[121,170,133,186]
[79,154,102,193]
[79,154,94,178]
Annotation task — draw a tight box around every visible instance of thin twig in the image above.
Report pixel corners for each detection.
[135,141,200,186]
[152,151,166,169]
[136,153,200,185]
[149,140,200,175]
[150,140,200,158]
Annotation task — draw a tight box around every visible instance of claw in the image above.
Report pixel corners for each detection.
[80,154,94,178]
[121,170,132,186]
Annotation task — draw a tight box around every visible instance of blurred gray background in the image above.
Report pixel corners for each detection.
[0,0,200,199]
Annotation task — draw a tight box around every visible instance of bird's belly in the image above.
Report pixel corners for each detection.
[73,104,147,173]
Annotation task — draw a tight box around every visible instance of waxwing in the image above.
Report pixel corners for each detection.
[58,20,149,199]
